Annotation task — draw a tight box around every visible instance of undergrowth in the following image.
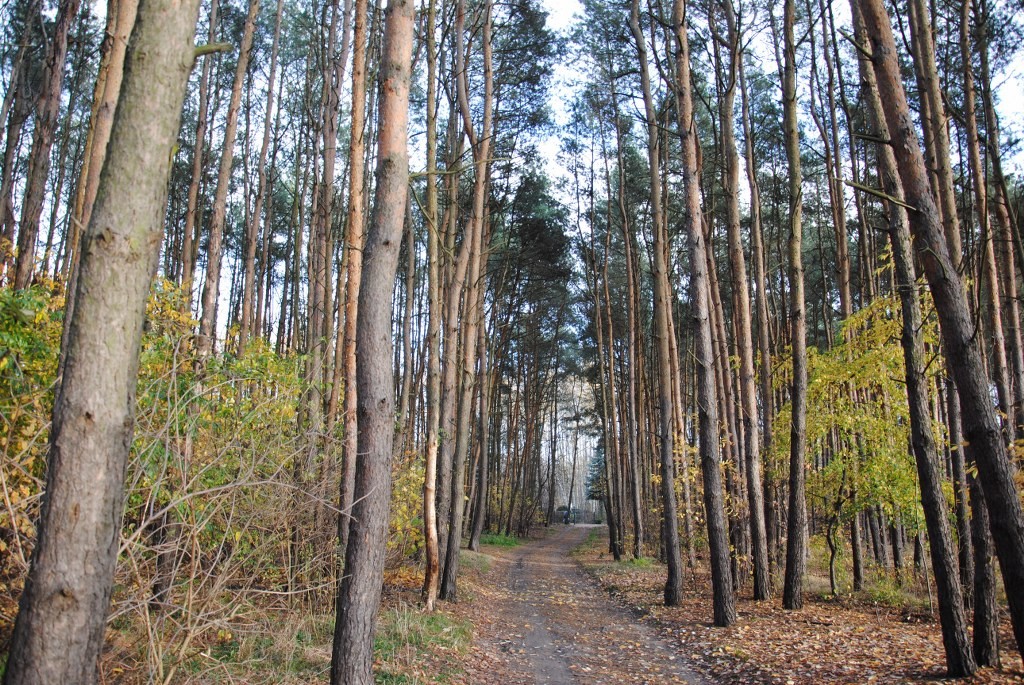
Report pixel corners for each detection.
[478,533,519,547]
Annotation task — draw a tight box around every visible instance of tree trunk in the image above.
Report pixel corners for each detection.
[879,106,976,676]
[906,0,962,270]
[329,0,413,681]
[440,0,491,595]
[3,2,199,680]
[975,0,1024,437]
[672,0,734,624]
[238,0,284,356]
[339,0,369,554]
[856,0,1024,662]
[469,315,493,549]
[970,474,1001,666]
[63,0,138,283]
[719,0,770,600]
[196,0,259,359]
[780,0,809,611]
[740,56,778,585]
[631,0,683,603]
[179,0,218,291]
[420,0,441,611]
[13,0,82,290]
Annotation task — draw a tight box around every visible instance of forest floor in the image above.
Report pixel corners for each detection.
[441,525,1024,685]
[49,524,1024,682]
[450,524,707,684]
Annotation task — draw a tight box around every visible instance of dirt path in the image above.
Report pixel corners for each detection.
[463,525,708,685]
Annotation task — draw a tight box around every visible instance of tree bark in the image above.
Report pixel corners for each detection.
[631,0,682,603]
[196,0,259,359]
[339,0,369,554]
[719,0,770,600]
[672,0,734,624]
[856,0,1024,662]
[179,0,218,291]
[238,0,284,356]
[63,0,138,283]
[329,0,413,681]
[421,0,442,611]
[878,109,976,677]
[13,0,82,290]
[2,1,199,680]
[780,0,809,611]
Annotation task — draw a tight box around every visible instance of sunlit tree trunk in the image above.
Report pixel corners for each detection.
[63,0,138,283]
[420,0,442,612]
[630,0,682,603]
[780,0,809,611]
[469,310,493,550]
[179,0,218,292]
[975,0,1024,437]
[329,0,413,681]
[717,0,769,599]
[907,0,962,271]
[339,0,368,553]
[196,0,259,359]
[238,0,284,356]
[861,39,976,670]
[856,0,1024,662]
[739,57,778,583]
[3,2,199,679]
[672,0,734,623]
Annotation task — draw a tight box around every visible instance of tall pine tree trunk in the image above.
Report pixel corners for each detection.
[238,0,284,356]
[3,2,200,679]
[781,0,809,611]
[329,0,413,681]
[196,0,259,359]
[630,0,682,603]
[13,0,82,289]
[856,0,1024,662]
[672,0,734,624]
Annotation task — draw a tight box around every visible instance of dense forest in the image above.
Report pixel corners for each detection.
[1,0,1024,682]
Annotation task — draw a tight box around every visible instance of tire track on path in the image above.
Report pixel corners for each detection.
[477,525,709,684]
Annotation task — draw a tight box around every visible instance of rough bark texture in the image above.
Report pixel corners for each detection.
[720,0,770,601]
[970,475,1001,666]
[781,0,809,611]
[885,153,977,679]
[673,0,735,625]
[339,0,369,554]
[329,0,413,682]
[852,3,974,674]
[238,0,284,356]
[631,0,682,604]
[440,0,492,601]
[65,0,138,279]
[856,0,1024,663]
[421,0,442,611]
[2,1,200,680]
[179,0,218,290]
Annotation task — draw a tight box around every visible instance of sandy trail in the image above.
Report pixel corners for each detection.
[472,525,708,685]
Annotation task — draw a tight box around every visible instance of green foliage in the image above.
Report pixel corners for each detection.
[0,283,62,571]
[770,279,945,533]
[478,533,520,547]
[864,574,909,606]
[389,451,425,563]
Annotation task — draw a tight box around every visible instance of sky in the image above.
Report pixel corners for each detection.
[537,0,1024,177]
